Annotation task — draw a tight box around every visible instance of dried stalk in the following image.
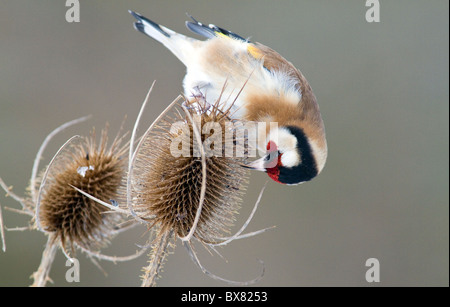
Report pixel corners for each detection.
[31,233,58,287]
[0,202,5,252]
[141,229,174,287]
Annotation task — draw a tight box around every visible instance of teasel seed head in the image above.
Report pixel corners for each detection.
[131,97,250,243]
[37,125,128,253]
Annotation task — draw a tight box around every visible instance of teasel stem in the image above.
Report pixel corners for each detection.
[0,178,32,217]
[31,233,58,287]
[141,229,174,287]
[0,202,5,252]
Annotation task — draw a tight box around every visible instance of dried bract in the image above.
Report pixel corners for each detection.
[37,126,127,253]
[131,99,250,243]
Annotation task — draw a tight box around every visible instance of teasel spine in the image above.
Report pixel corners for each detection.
[127,86,269,286]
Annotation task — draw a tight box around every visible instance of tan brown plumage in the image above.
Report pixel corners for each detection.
[131,11,327,184]
[245,42,327,152]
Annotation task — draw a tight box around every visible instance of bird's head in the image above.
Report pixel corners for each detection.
[245,125,326,185]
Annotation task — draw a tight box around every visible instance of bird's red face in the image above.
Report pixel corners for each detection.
[244,126,320,185]
[244,139,284,183]
[265,141,283,183]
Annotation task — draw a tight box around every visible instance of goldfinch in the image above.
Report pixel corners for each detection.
[130,11,327,185]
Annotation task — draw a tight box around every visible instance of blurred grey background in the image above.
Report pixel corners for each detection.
[0,1,448,287]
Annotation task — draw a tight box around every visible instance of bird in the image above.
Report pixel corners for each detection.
[129,10,327,185]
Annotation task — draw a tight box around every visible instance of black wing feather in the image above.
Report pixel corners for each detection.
[185,14,248,42]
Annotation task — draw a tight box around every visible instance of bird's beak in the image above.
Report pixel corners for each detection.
[242,150,279,171]
[242,157,267,172]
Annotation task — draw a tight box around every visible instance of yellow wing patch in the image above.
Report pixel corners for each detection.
[215,31,229,39]
[247,44,264,60]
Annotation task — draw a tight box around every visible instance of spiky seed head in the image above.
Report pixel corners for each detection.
[131,99,250,243]
[38,126,127,253]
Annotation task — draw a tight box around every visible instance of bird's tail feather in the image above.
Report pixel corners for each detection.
[129,10,196,65]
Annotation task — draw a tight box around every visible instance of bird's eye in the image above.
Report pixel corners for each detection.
[263,150,281,169]
[264,150,280,161]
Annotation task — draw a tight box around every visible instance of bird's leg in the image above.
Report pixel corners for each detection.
[186,87,211,113]
[181,98,198,110]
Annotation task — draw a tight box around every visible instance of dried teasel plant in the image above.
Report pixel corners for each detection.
[88,83,271,286]
[133,102,250,241]
[72,83,273,286]
[0,201,5,252]
[136,92,273,286]
[0,117,146,286]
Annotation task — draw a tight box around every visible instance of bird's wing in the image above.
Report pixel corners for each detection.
[185,15,248,42]
[249,42,316,101]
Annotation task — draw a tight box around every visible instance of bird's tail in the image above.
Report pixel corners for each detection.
[129,10,196,66]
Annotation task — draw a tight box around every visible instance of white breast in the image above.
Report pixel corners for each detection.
[181,38,301,120]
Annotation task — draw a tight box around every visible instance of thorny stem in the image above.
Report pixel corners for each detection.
[141,229,174,287]
[0,203,5,252]
[31,233,58,287]
[0,177,33,216]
